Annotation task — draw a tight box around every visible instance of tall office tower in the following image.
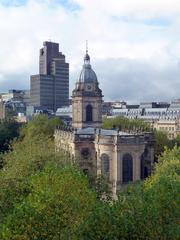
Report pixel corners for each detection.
[30,41,69,111]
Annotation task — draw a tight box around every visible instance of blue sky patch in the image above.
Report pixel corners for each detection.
[0,0,81,11]
[112,15,171,27]
[53,0,80,11]
[143,18,171,27]
[0,0,27,6]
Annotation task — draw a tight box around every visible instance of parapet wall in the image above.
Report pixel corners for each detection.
[54,129,74,153]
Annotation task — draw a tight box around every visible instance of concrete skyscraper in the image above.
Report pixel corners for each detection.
[30,41,69,111]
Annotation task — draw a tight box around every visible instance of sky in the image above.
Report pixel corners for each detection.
[0,0,180,103]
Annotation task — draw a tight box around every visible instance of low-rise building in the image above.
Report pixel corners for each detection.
[0,99,5,120]
[153,119,180,139]
[0,89,30,104]
[170,99,180,108]
[111,101,127,109]
[102,102,113,116]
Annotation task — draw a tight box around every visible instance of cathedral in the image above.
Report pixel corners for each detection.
[55,49,154,194]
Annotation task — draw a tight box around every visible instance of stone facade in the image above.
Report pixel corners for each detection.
[54,50,155,194]
[72,94,102,129]
[55,127,154,194]
[0,99,5,120]
[153,119,180,139]
[72,50,103,129]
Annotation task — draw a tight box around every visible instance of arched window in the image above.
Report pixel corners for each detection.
[86,104,93,122]
[122,153,133,183]
[101,154,110,176]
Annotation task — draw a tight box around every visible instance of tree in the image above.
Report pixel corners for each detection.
[172,134,180,147]
[78,147,180,240]
[154,130,172,160]
[0,119,21,153]
[88,174,113,201]
[20,115,64,140]
[1,165,96,240]
[0,114,96,239]
[102,116,150,132]
[143,146,180,239]
[0,114,179,239]
[0,115,65,225]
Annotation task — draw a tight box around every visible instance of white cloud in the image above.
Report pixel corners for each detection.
[72,0,180,19]
[0,0,179,102]
[0,73,4,81]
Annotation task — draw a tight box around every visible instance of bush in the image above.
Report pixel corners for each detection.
[0,115,179,239]
[1,165,96,240]
[79,147,180,240]
[0,120,21,153]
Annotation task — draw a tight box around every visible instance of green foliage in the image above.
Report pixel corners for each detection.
[0,119,21,153]
[20,115,64,140]
[5,107,17,119]
[154,130,172,160]
[79,147,180,240]
[154,131,180,160]
[0,114,179,239]
[0,115,66,228]
[103,116,150,132]
[1,165,96,240]
[172,134,180,147]
[0,118,95,239]
[0,115,96,239]
[88,174,112,201]
[0,136,59,225]
[143,146,180,239]
[79,182,148,240]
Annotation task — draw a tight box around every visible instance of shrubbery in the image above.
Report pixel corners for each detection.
[79,147,180,239]
[0,119,21,153]
[0,115,179,239]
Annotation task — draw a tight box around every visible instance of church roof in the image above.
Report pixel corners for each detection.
[78,51,98,83]
[76,127,132,136]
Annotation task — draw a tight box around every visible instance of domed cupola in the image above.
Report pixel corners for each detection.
[72,44,103,129]
[78,50,98,83]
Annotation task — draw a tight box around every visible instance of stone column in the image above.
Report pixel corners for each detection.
[134,150,140,181]
[95,134,101,176]
[112,134,118,199]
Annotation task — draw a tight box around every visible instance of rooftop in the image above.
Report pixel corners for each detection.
[76,127,132,136]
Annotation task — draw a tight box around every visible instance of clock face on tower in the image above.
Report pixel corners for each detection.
[87,84,92,91]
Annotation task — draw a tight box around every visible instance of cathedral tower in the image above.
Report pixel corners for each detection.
[72,49,103,129]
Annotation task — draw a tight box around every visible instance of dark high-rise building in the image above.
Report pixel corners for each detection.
[30,41,69,111]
